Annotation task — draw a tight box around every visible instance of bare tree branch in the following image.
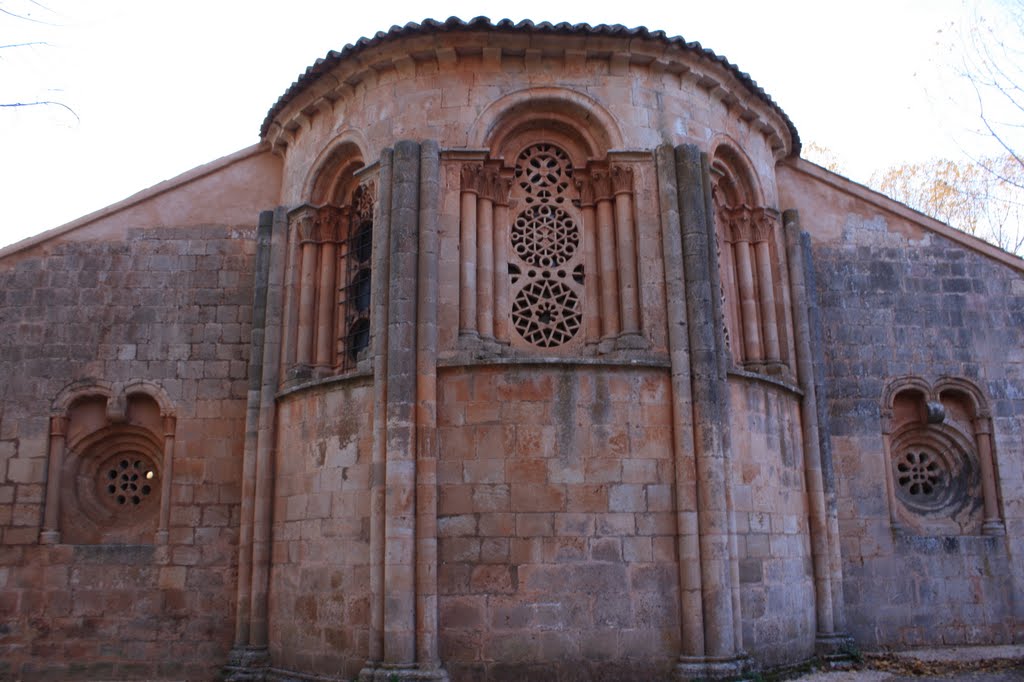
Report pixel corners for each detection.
[0,100,78,122]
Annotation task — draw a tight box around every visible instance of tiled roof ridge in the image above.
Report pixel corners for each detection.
[259,16,800,155]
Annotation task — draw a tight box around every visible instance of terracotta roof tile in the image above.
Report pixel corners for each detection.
[260,16,800,154]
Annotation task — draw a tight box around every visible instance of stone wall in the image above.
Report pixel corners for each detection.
[0,148,279,680]
[436,364,679,681]
[778,160,1024,648]
[728,377,816,665]
[268,379,374,678]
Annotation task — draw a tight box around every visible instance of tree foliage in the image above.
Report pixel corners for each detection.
[870,156,1024,255]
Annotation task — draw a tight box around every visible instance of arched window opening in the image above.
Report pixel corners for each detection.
[284,156,375,381]
[881,377,1004,537]
[458,114,643,355]
[711,146,789,376]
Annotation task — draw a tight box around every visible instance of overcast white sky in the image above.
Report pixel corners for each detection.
[0,0,1009,247]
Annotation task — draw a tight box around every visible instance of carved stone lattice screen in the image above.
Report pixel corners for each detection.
[508,144,585,348]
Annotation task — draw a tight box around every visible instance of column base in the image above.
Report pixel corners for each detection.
[674,654,749,680]
[358,664,450,682]
[814,633,857,661]
[221,646,270,681]
[982,520,1006,536]
[39,530,61,545]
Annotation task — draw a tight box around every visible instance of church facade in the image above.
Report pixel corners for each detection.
[0,18,1021,681]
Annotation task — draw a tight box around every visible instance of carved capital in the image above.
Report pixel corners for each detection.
[751,208,778,243]
[316,206,345,242]
[725,205,754,243]
[49,415,67,437]
[590,170,613,203]
[162,415,177,438]
[574,173,595,207]
[461,164,483,194]
[478,166,505,203]
[353,181,375,223]
[290,205,319,243]
[610,165,634,196]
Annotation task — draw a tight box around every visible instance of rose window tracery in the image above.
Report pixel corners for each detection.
[895,449,944,499]
[511,205,579,267]
[508,143,584,349]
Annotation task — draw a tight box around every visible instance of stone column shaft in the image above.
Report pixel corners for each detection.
[476,195,494,338]
[655,145,705,659]
[581,202,600,344]
[734,239,762,362]
[459,187,478,337]
[416,141,442,670]
[613,184,640,334]
[157,415,176,544]
[383,140,421,666]
[782,209,836,640]
[40,415,67,544]
[675,144,736,660]
[316,239,337,369]
[280,226,302,369]
[296,239,319,366]
[368,149,394,666]
[754,239,780,362]
[229,209,274,653]
[596,197,620,338]
[975,419,1004,534]
[249,206,290,648]
[493,199,511,343]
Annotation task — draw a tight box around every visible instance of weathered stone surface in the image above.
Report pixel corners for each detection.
[0,17,1022,682]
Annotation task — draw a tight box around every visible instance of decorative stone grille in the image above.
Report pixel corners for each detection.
[509,143,584,348]
[102,456,157,507]
[895,449,944,499]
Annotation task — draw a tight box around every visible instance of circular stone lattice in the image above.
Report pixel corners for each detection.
[515,143,572,204]
[511,277,582,347]
[511,205,580,267]
[895,449,945,498]
[102,457,156,507]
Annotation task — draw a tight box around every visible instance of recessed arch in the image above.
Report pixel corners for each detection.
[711,139,764,207]
[52,379,114,415]
[304,131,369,205]
[470,87,624,160]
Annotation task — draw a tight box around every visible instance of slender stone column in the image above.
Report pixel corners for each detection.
[801,232,848,635]
[879,411,902,532]
[493,176,512,344]
[577,177,601,345]
[39,415,67,544]
[315,209,338,371]
[249,206,290,653]
[675,144,737,663]
[612,166,640,335]
[459,166,479,338]
[384,140,420,667]
[295,213,319,369]
[280,217,302,370]
[753,225,780,363]
[226,209,274,664]
[156,415,176,545]
[975,416,1005,535]
[701,156,743,655]
[415,141,445,674]
[782,209,837,645]
[476,182,495,339]
[594,171,620,339]
[732,230,762,363]
[368,149,394,668]
[656,145,705,660]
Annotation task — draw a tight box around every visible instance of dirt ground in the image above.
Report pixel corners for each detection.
[791,645,1024,681]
